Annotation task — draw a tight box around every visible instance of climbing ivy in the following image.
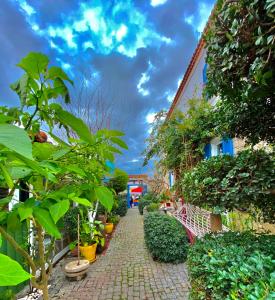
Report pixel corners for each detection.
[143,98,214,178]
[205,0,275,144]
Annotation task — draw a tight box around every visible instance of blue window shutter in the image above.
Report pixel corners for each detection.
[204,143,211,159]
[203,63,208,84]
[222,138,234,156]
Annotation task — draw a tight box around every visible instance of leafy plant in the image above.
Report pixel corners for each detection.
[144,212,188,263]
[107,169,128,194]
[146,203,160,212]
[138,192,158,215]
[205,0,275,144]
[143,99,214,185]
[63,206,82,241]
[112,195,128,217]
[0,52,127,298]
[182,149,275,222]
[188,231,275,299]
[80,220,105,247]
[107,214,120,225]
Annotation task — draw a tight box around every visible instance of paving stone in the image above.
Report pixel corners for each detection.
[50,208,189,299]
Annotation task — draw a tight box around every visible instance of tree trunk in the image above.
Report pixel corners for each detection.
[210,213,222,232]
[37,224,49,300]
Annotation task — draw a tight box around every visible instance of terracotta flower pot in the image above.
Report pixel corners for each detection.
[79,244,97,263]
[210,213,222,232]
[105,223,114,234]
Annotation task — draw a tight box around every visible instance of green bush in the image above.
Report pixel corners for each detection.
[188,231,275,300]
[182,149,275,222]
[146,203,160,212]
[112,196,128,217]
[144,212,188,263]
[138,198,151,215]
[107,214,120,225]
[138,192,159,215]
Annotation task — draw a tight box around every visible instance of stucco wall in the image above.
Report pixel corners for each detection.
[175,48,207,113]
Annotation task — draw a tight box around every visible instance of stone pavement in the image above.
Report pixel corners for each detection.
[50,208,189,300]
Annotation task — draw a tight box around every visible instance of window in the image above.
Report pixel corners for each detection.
[203,63,208,84]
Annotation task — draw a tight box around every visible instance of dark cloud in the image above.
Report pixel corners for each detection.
[0,0,215,175]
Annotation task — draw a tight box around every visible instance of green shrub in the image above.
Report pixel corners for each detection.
[144,212,188,263]
[146,203,160,212]
[138,198,151,215]
[182,149,275,222]
[138,192,159,215]
[188,231,275,300]
[112,196,128,217]
[107,214,120,225]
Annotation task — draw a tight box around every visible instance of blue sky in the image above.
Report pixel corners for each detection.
[0,0,214,175]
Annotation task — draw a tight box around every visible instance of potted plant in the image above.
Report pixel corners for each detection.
[79,220,105,262]
[105,213,120,233]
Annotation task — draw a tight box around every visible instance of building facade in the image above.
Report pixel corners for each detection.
[166,34,245,188]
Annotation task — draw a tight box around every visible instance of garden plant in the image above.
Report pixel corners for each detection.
[0,52,128,299]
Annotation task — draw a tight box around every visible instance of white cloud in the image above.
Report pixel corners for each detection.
[83,41,94,50]
[129,159,139,163]
[165,90,174,103]
[150,0,168,7]
[197,3,212,33]
[185,15,194,26]
[146,112,156,124]
[17,0,171,58]
[19,0,35,16]
[137,73,150,96]
[116,24,128,41]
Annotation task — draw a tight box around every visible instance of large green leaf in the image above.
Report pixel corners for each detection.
[95,186,114,212]
[71,197,91,207]
[33,207,61,238]
[0,124,33,159]
[65,165,86,177]
[17,52,49,79]
[51,147,71,160]
[49,200,69,223]
[32,143,57,161]
[0,114,14,124]
[57,109,94,143]
[10,166,32,180]
[0,253,31,286]
[0,196,12,207]
[0,164,14,189]
[18,206,33,221]
[98,129,124,137]
[47,66,73,85]
[110,137,128,149]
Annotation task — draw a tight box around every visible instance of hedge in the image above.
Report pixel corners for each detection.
[182,149,275,222]
[112,196,128,217]
[188,231,275,300]
[144,212,188,263]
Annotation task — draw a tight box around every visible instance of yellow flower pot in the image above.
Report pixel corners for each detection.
[105,223,114,234]
[79,243,97,263]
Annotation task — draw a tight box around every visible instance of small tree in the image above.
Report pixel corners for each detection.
[107,169,128,194]
[0,53,127,299]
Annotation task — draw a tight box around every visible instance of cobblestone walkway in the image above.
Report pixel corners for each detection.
[50,208,189,300]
